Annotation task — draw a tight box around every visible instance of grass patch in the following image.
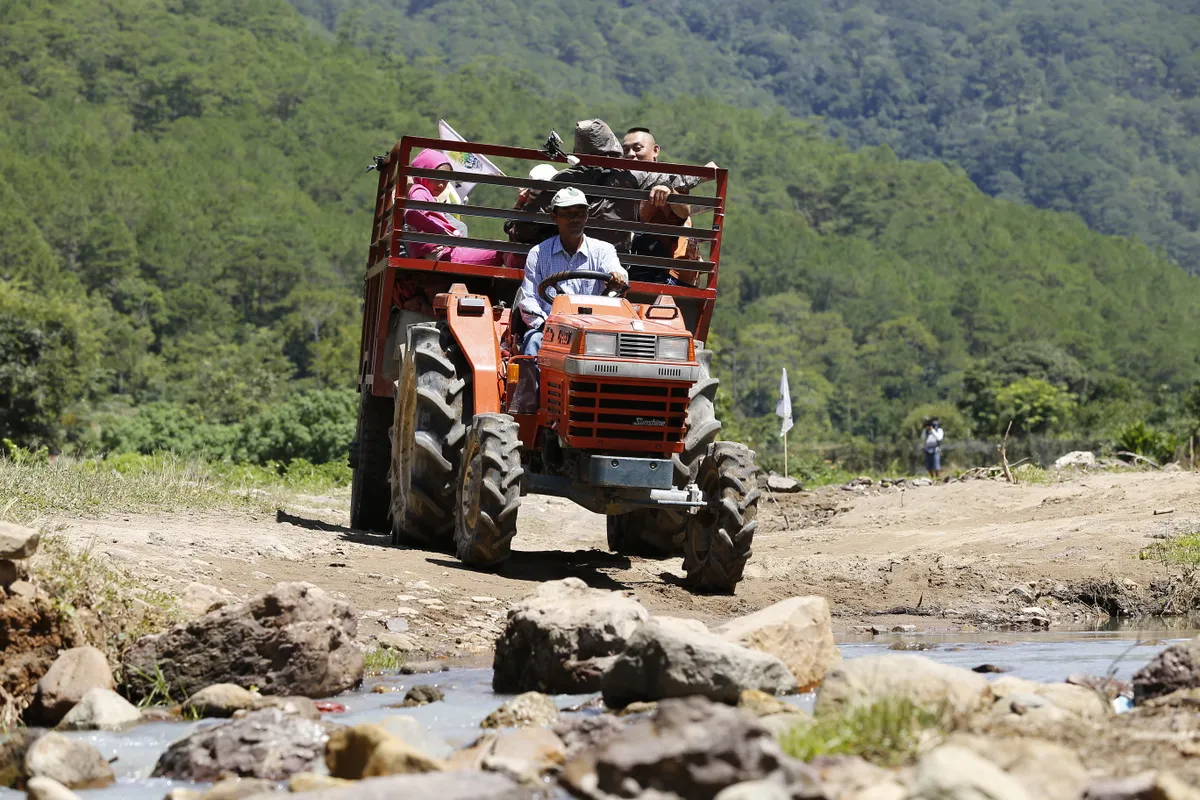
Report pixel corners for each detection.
[27,531,185,667]
[0,452,350,525]
[779,698,948,767]
[1140,533,1200,565]
[364,647,405,674]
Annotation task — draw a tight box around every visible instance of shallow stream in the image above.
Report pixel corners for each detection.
[3,623,1193,799]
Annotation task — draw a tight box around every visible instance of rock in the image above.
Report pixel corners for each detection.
[816,653,991,717]
[376,716,454,760]
[1132,637,1200,704]
[715,596,840,691]
[152,707,330,781]
[2,730,42,788]
[948,733,1088,800]
[738,689,802,718]
[399,684,443,707]
[913,745,1031,800]
[485,728,567,778]
[56,688,141,731]
[183,683,258,718]
[252,695,320,720]
[765,474,802,493]
[165,776,278,799]
[179,582,229,617]
[560,696,820,800]
[1053,451,1096,470]
[246,771,531,799]
[24,777,81,800]
[400,661,449,675]
[808,755,906,800]
[552,715,626,760]
[325,723,446,779]
[481,692,559,728]
[603,616,797,707]
[123,581,364,700]
[376,633,417,651]
[23,733,114,790]
[0,523,39,560]
[492,578,649,694]
[289,773,356,792]
[1084,772,1199,800]
[714,779,792,800]
[990,677,1110,720]
[604,618,792,710]
[31,647,115,726]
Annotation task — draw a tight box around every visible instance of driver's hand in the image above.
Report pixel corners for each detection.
[609,265,629,285]
[649,185,671,208]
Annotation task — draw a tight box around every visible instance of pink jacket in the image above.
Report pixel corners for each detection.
[404,149,459,259]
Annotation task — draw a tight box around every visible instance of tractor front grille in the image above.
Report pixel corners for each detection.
[566,379,688,451]
[617,333,657,359]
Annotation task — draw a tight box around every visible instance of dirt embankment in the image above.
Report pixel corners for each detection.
[48,470,1200,659]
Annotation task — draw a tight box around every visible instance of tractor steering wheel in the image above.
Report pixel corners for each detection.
[537,269,628,305]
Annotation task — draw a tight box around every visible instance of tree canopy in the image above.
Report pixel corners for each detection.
[2,0,1199,472]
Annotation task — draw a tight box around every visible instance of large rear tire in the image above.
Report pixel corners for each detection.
[390,323,470,550]
[349,391,394,532]
[606,348,722,558]
[454,414,523,568]
[684,442,760,593]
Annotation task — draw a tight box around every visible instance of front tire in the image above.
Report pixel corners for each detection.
[684,442,760,593]
[390,323,470,550]
[454,414,523,568]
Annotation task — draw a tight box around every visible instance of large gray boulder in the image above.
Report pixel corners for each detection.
[123,582,363,700]
[31,646,115,726]
[492,578,649,694]
[714,596,840,691]
[152,707,332,781]
[816,653,991,717]
[602,617,797,708]
[23,733,114,790]
[561,696,821,800]
[1132,637,1200,704]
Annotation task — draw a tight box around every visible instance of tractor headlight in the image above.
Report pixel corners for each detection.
[657,336,690,361]
[584,332,617,356]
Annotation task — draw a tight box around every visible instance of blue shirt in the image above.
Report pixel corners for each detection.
[517,234,624,327]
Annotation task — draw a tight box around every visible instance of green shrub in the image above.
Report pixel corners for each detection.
[779,698,947,766]
[1112,420,1178,465]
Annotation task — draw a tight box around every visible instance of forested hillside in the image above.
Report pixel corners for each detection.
[295,0,1200,275]
[3,0,1199,474]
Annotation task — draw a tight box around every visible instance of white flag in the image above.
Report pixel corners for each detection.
[437,120,506,201]
[776,368,794,437]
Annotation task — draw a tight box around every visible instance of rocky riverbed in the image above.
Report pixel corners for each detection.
[4,516,1200,800]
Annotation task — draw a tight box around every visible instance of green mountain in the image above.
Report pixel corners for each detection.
[293,0,1200,275]
[3,0,1199,472]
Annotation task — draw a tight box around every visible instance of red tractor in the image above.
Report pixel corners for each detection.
[349,135,760,592]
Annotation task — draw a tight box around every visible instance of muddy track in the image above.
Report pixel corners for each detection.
[51,470,1200,660]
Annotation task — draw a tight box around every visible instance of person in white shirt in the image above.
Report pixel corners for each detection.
[922,418,945,479]
[517,187,628,356]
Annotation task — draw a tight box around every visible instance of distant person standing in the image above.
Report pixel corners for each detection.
[922,418,944,479]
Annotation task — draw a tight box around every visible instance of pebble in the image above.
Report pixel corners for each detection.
[396,594,417,602]
[471,596,497,604]
[395,607,421,616]
[386,617,410,633]
[417,598,445,607]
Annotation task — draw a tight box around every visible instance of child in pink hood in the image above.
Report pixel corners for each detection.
[404,149,501,265]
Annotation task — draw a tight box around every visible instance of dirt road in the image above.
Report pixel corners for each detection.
[50,470,1200,660]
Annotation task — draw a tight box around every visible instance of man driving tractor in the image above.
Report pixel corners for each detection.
[516,186,629,356]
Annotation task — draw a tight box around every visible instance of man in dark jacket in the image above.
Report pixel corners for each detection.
[506,119,696,251]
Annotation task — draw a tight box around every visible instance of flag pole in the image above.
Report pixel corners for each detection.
[784,428,788,478]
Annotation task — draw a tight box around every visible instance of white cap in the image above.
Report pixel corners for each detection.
[529,163,560,182]
[550,187,588,209]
